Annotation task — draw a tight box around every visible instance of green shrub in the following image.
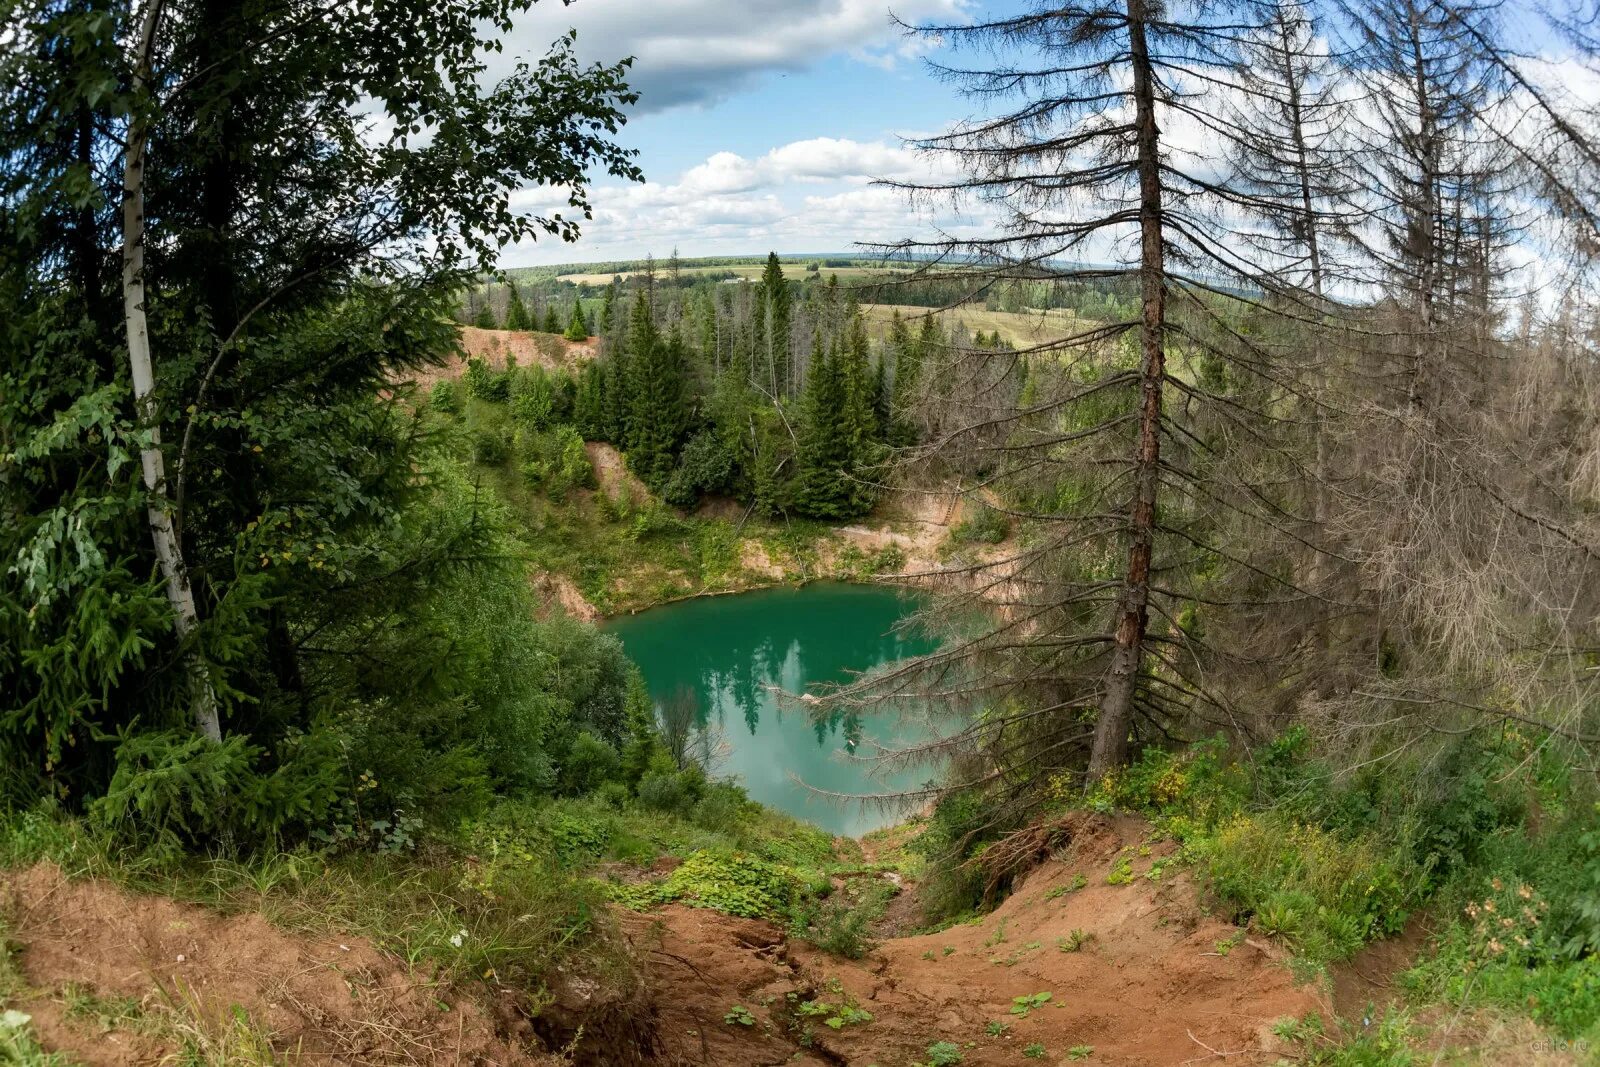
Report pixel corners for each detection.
[950,504,1009,545]
[635,849,798,918]
[557,732,622,796]
[472,427,511,465]
[793,879,892,959]
[1197,811,1415,962]
[521,426,594,500]
[92,727,348,858]
[463,357,508,401]
[429,379,459,413]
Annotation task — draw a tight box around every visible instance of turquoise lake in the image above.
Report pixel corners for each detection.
[607,582,939,836]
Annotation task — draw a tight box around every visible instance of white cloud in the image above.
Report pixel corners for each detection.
[503,135,983,264]
[503,0,969,112]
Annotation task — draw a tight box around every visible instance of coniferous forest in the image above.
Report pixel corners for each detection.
[5,0,1600,1063]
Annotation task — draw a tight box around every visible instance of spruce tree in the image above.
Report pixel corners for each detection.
[542,304,561,332]
[758,251,792,398]
[870,356,889,440]
[600,278,619,331]
[603,349,631,444]
[504,282,531,330]
[575,361,608,440]
[565,301,589,341]
[625,301,689,491]
[473,292,496,329]
[795,334,857,519]
[889,315,936,446]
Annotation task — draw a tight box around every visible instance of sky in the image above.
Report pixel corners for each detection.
[498,0,984,266]
[493,0,1598,276]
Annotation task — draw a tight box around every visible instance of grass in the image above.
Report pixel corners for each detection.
[0,1011,76,1066]
[859,302,1089,350]
[1066,728,1600,1057]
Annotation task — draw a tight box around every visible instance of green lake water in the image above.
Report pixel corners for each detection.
[606,582,939,836]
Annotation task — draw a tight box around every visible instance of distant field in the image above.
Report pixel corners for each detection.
[557,263,907,286]
[860,303,1092,349]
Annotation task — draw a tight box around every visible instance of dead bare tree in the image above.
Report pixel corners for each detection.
[815,0,1356,817]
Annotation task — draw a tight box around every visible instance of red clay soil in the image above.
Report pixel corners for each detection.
[2,814,1348,1067]
[633,812,1327,1067]
[1,862,548,1066]
[405,326,598,392]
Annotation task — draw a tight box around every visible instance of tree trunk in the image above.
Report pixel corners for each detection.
[122,0,222,742]
[1088,0,1166,781]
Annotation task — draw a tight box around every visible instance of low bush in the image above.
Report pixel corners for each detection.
[791,878,893,959]
[949,504,1010,546]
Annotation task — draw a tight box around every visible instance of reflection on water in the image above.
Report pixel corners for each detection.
[606,583,939,836]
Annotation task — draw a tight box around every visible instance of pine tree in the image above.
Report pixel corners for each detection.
[504,282,531,330]
[565,301,589,341]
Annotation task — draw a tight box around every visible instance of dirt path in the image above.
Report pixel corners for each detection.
[634,813,1325,1067]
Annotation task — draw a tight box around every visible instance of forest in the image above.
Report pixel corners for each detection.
[3,0,1600,1063]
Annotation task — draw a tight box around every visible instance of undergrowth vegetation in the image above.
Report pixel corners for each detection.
[910,726,1600,1049]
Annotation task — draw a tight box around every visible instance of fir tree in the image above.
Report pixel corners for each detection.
[565,301,589,341]
[542,304,560,332]
[889,315,936,446]
[600,278,619,332]
[504,282,531,330]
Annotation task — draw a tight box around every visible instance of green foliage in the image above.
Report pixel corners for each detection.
[91,728,346,858]
[1023,1042,1046,1058]
[1009,991,1052,1017]
[949,504,1009,546]
[0,1009,74,1066]
[564,301,589,341]
[724,1005,756,1026]
[664,429,736,507]
[792,314,881,520]
[464,356,509,402]
[791,879,893,959]
[429,379,460,413]
[795,996,873,1029]
[610,849,799,919]
[504,283,532,331]
[923,1040,963,1066]
[521,426,595,500]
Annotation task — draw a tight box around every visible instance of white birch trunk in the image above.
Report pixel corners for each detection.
[122,0,222,742]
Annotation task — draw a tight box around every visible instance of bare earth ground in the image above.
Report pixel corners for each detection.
[635,812,1324,1067]
[5,813,1567,1066]
[1,862,542,1066]
[406,327,598,393]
